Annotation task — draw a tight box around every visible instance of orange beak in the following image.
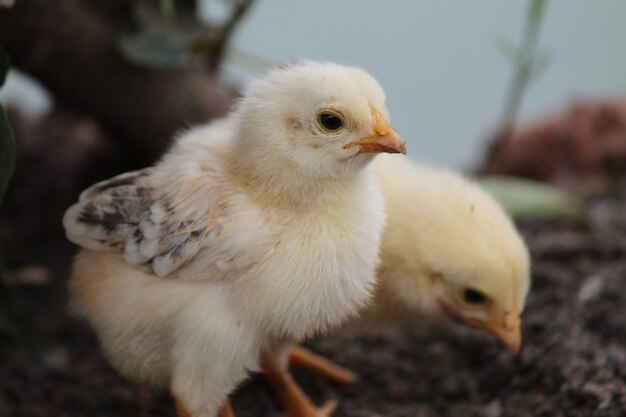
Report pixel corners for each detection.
[437,299,522,353]
[344,106,406,155]
[474,312,521,354]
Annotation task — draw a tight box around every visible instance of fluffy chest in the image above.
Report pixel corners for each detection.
[238,187,386,340]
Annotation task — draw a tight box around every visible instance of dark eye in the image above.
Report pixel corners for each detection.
[463,288,488,305]
[319,113,343,131]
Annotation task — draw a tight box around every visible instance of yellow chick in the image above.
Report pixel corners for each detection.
[364,154,530,349]
[63,61,406,417]
[263,154,531,416]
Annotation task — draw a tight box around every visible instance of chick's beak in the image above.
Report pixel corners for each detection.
[437,299,522,354]
[344,107,406,155]
[478,312,521,354]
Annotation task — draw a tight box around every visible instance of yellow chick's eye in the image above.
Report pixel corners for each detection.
[318,110,344,132]
[463,288,489,305]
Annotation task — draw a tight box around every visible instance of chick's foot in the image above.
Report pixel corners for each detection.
[263,363,338,417]
[288,346,357,385]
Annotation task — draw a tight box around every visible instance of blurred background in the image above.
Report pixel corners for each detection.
[222,0,626,167]
[3,1,626,167]
[1,1,626,416]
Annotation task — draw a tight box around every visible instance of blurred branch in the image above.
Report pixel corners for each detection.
[121,0,257,73]
[481,0,550,173]
[498,0,550,132]
[0,0,233,162]
[207,0,255,72]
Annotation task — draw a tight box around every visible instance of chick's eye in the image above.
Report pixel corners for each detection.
[319,113,343,131]
[463,288,488,305]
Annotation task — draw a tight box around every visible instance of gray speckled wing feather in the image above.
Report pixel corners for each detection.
[63,169,220,277]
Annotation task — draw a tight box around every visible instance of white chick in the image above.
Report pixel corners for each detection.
[63,61,406,417]
[263,155,531,416]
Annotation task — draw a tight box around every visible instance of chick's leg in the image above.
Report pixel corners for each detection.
[288,346,357,385]
[263,360,338,417]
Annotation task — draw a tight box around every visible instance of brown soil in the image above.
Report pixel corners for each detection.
[3,194,626,417]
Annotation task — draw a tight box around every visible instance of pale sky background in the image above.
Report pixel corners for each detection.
[2,1,626,169]
[220,0,626,168]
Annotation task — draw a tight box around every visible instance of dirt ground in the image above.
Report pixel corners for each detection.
[2,182,626,417]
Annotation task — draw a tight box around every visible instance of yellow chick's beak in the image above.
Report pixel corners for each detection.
[437,299,522,353]
[344,107,407,155]
[476,312,521,354]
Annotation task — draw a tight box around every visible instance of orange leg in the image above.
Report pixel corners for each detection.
[175,398,235,417]
[288,346,357,385]
[263,359,338,417]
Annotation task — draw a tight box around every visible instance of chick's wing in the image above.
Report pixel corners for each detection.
[63,169,230,277]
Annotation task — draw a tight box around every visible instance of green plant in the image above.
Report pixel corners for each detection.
[482,0,555,178]
[478,175,584,219]
[496,0,551,131]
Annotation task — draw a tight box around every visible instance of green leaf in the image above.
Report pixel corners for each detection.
[477,176,584,219]
[494,36,520,65]
[529,0,549,24]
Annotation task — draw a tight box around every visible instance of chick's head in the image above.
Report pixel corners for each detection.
[373,156,531,353]
[235,61,406,180]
